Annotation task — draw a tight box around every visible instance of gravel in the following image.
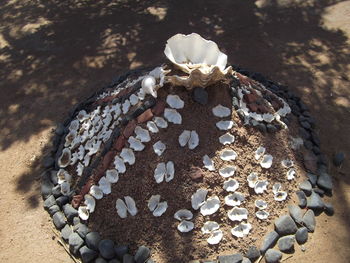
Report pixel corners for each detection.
[307,191,324,210]
[43,195,56,209]
[299,180,312,196]
[274,215,298,235]
[99,239,116,259]
[134,246,150,263]
[303,210,316,232]
[277,235,295,252]
[295,227,308,244]
[288,205,303,224]
[79,246,98,263]
[296,191,307,208]
[68,232,84,255]
[260,231,279,254]
[52,211,67,229]
[51,185,62,198]
[86,232,101,251]
[218,254,243,263]
[265,249,282,263]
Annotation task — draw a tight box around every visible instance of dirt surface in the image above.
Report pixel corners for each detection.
[0,0,349,262]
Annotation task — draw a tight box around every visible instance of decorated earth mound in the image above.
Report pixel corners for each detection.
[42,33,334,263]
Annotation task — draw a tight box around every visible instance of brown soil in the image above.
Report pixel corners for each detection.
[0,1,349,263]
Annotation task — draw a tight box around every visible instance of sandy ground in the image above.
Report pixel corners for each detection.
[0,0,349,262]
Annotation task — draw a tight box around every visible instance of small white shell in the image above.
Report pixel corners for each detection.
[84,194,96,213]
[147,121,159,133]
[166,94,185,109]
[148,195,161,211]
[114,156,126,173]
[219,133,235,145]
[256,210,270,220]
[223,178,239,192]
[231,223,252,237]
[200,196,220,216]
[286,168,296,180]
[179,130,191,147]
[106,169,119,184]
[274,191,288,202]
[129,94,139,106]
[212,104,231,118]
[98,177,111,195]
[201,221,220,234]
[254,180,269,194]
[177,220,194,233]
[228,207,248,222]
[57,169,71,185]
[154,163,166,183]
[69,120,80,132]
[65,130,77,147]
[134,126,151,143]
[60,182,70,196]
[120,148,135,165]
[216,120,234,131]
[124,196,138,216]
[116,198,128,218]
[141,76,157,98]
[272,183,282,194]
[58,148,71,168]
[281,159,294,168]
[219,166,236,177]
[83,154,91,167]
[77,145,85,160]
[254,146,266,160]
[154,117,168,128]
[153,201,168,217]
[78,206,89,221]
[260,154,273,169]
[90,185,103,200]
[174,209,193,221]
[188,130,199,149]
[225,192,245,206]
[165,161,175,182]
[247,172,258,188]
[207,229,223,245]
[77,110,88,122]
[203,155,215,171]
[191,188,208,210]
[255,199,268,210]
[164,108,182,124]
[153,141,166,156]
[128,136,145,151]
[220,149,237,161]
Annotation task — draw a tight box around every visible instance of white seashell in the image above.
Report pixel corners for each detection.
[69,120,79,132]
[58,148,71,168]
[177,220,194,233]
[286,168,296,180]
[281,159,294,168]
[128,136,145,151]
[65,130,77,147]
[247,172,258,188]
[84,194,96,213]
[129,94,139,106]
[254,146,266,160]
[87,140,102,156]
[148,195,161,211]
[134,126,151,142]
[124,196,138,216]
[120,148,135,165]
[223,178,239,192]
[60,182,70,196]
[219,166,236,177]
[216,120,234,131]
[154,117,168,128]
[141,75,157,98]
[76,162,84,176]
[103,113,113,127]
[228,207,249,222]
[201,221,220,234]
[174,209,193,221]
[77,145,85,160]
[188,130,199,149]
[122,100,131,114]
[77,110,88,122]
[147,121,159,133]
[114,156,126,173]
[90,185,103,200]
[231,223,252,238]
[220,149,237,161]
[153,201,168,217]
[154,163,166,183]
[219,133,235,145]
[256,210,270,220]
[212,104,231,118]
[98,177,111,195]
[165,161,175,182]
[262,113,274,123]
[200,196,220,216]
[166,94,184,109]
[164,108,182,124]
[255,199,268,210]
[83,154,91,167]
[78,206,89,221]
[149,66,169,87]
[116,198,128,218]
[254,180,269,194]
[191,189,208,210]
[274,191,288,201]
[260,154,273,169]
[225,192,245,206]
[106,169,119,183]
[70,136,81,150]
[207,229,223,245]
[179,130,191,147]
[153,141,166,156]
[272,183,282,194]
[70,152,79,166]
[203,155,215,171]
[57,169,71,184]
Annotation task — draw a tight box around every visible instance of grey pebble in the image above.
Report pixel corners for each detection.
[95,258,108,263]
[123,254,135,263]
[63,204,78,222]
[299,180,312,196]
[333,152,345,167]
[74,223,90,238]
[274,215,298,235]
[43,156,55,168]
[324,203,335,216]
[68,232,84,255]
[288,205,303,224]
[99,239,115,260]
[317,172,333,192]
[108,260,121,263]
[295,227,308,244]
[86,232,101,251]
[257,123,267,133]
[41,172,54,199]
[61,224,73,242]
[301,121,311,130]
[242,257,252,263]
[260,230,279,254]
[51,185,62,198]
[303,209,316,232]
[48,205,60,216]
[313,187,325,196]
[134,246,150,263]
[306,173,317,186]
[299,127,310,140]
[56,196,69,207]
[44,195,56,209]
[245,246,260,261]
[265,249,282,263]
[266,124,277,133]
[193,87,208,105]
[80,246,98,263]
[53,211,66,229]
[304,140,313,150]
[296,191,307,208]
[218,253,243,263]
[277,235,295,252]
[114,245,128,259]
[307,191,324,210]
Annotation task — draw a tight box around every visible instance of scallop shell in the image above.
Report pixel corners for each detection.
[231,223,252,238]
[166,94,185,109]
[254,146,266,160]
[228,207,248,222]
[114,156,126,173]
[177,220,194,233]
[191,188,208,210]
[164,108,182,124]
[260,154,273,169]
[84,194,96,213]
[220,149,237,161]
[225,192,245,206]
[58,148,71,168]
[128,136,145,151]
[256,210,270,220]
[153,141,166,156]
[89,185,103,200]
[216,120,234,131]
[254,180,269,194]
[219,133,235,145]
[135,126,151,142]
[219,166,236,177]
[255,199,268,210]
[223,179,240,192]
[207,229,223,245]
[200,196,220,216]
[120,148,135,165]
[147,121,159,133]
[212,104,231,118]
[174,209,193,221]
[78,206,90,221]
[201,221,220,234]
[106,169,119,184]
[286,168,296,180]
[154,117,168,128]
[281,159,294,168]
[247,172,258,188]
[203,155,215,171]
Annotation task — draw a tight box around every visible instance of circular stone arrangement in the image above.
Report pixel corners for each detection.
[41,34,334,263]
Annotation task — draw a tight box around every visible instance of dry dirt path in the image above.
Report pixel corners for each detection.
[0,0,349,262]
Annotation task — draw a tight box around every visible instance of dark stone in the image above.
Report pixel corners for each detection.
[86,232,101,251]
[43,156,55,168]
[114,245,128,259]
[80,246,98,263]
[260,231,279,254]
[317,172,333,192]
[52,211,66,229]
[134,246,150,263]
[277,235,295,252]
[333,152,345,167]
[295,227,308,244]
[193,87,208,105]
[288,205,303,224]
[61,224,73,242]
[306,173,317,187]
[68,232,84,255]
[51,185,62,198]
[242,258,251,263]
[265,249,282,263]
[55,123,65,136]
[307,191,324,210]
[99,239,115,260]
[56,196,69,207]
[299,127,310,140]
[274,215,298,235]
[44,195,56,209]
[74,223,90,239]
[311,132,320,146]
[63,204,78,222]
[303,210,316,232]
[299,180,312,196]
[304,140,314,150]
[245,246,260,261]
[73,216,81,226]
[317,154,328,166]
[109,260,121,263]
[313,187,325,196]
[324,203,335,216]
[313,146,321,155]
[95,258,108,263]
[257,123,267,133]
[218,253,243,263]
[41,171,54,199]
[296,191,307,208]
[48,205,60,216]
[123,254,135,263]
[266,124,277,133]
[301,121,311,130]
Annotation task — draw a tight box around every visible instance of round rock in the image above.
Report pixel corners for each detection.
[53,211,67,230]
[277,235,295,252]
[99,239,116,260]
[317,172,333,192]
[68,232,84,255]
[265,249,282,263]
[303,209,316,232]
[245,246,260,261]
[74,223,90,238]
[260,231,279,254]
[123,254,135,263]
[134,246,150,263]
[48,204,60,216]
[288,205,303,224]
[295,227,308,244]
[274,215,297,235]
[86,232,101,251]
[299,180,312,196]
[79,245,98,263]
[95,258,108,263]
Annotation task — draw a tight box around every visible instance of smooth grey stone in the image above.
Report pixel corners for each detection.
[260,231,279,254]
[56,196,69,207]
[55,123,65,135]
[48,205,60,216]
[299,180,312,196]
[86,232,101,251]
[123,254,135,263]
[80,246,98,263]
[50,170,58,185]
[53,211,66,229]
[193,87,208,105]
[288,205,303,224]
[303,210,316,232]
[99,239,115,259]
[306,173,317,186]
[307,191,324,210]
[114,245,128,259]
[134,246,150,263]
[313,187,325,196]
[296,191,307,208]
[73,216,80,226]
[41,172,54,199]
[324,203,335,216]
[74,223,90,238]
[242,258,251,263]
[299,127,310,140]
[265,249,282,263]
[301,121,311,130]
[63,204,78,222]
[44,195,56,209]
[277,235,295,252]
[43,156,55,168]
[295,227,308,244]
[266,124,277,133]
[333,152,345,167]
[218,253,243,263]
[146,260,155,263]
[304,140,313,150]
[246,246,260,261]
[95,258,108,263]
[108,260,121,263]
[61,224,73,242]
[274,215,298,235]
[317,172,333,192]
[69,232,84,255]
[51,185,62,198]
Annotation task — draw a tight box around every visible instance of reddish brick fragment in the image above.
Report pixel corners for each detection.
[137,109,153,123]
[123,119,136,138]
[71,195,83,209]
[247,103,258,112]
[114,135,127,151]
[244,93,258,104]
[152,100,166,116]
[80,180,94,196]
[103,150,116,170]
